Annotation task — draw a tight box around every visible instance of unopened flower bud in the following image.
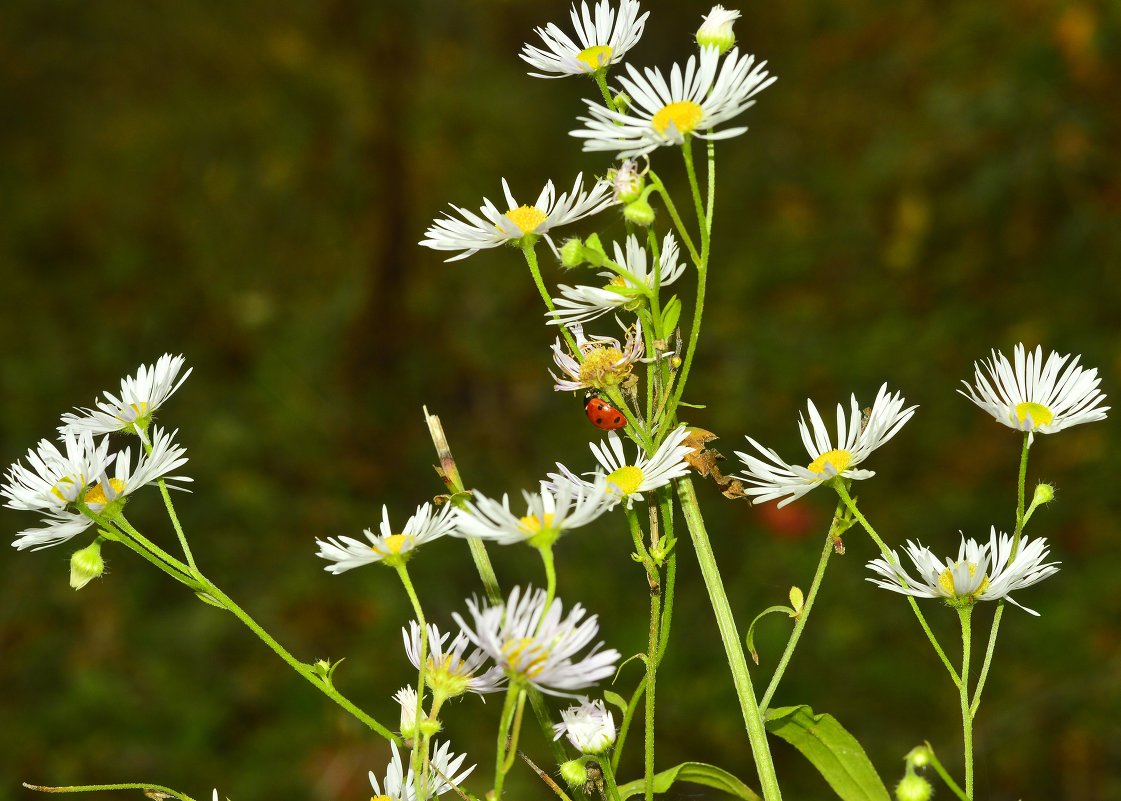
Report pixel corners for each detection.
[895,773,932,801]
[613,91,631,112]
[559,759,588,789]
[696,6,741,54]
[623,197,655,226]
[69,540,105,590]
[560,238,585,268]
[904,745,931,769]
[1033,483,1055,506]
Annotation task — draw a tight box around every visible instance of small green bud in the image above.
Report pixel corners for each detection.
[69,541,105,590]
[559,759,588,789]
[895,773,932,801]
[612,91,630,112]
[904,745,932,769]
[607,160,645,203]
[623,198,655,226]
[1033,483,1055,506]
[418,717,443,738]
[560,238,585,268]
[696,6,740,55]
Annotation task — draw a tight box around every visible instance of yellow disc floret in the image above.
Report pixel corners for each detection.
[519,513,555,534]
[505,205,548,235]
[578,346,629,389]
[83,477,126,506]
[1014,401,1053,428]
[607,465,644,496]
[938,561,990,600]
[576,45,613,71]
[502,637,548,677]
[652,101,704,136]
[373,533,413,556]
[807,449,852,476]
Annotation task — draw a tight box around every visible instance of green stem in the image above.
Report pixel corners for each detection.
[600,758,623,801]
[23,783,197,801]
[922,743,969,801]
[647,171,701,265]
[396,564,431,798]
[1011,433,1031,560]
[832,481,962,687]
[523,242,577,354]
[493,684,523,801]
[110,512,192,577]
[157,479,198,574]
[759,522,835,712]
[958,608,974,800]
[593,69,617,112]
[676,477,783,801]
[970,601,1003,716]
[644,586,661,801]
[538,545,557,624]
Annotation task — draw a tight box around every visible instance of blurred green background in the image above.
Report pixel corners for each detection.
[2,0,1119,799]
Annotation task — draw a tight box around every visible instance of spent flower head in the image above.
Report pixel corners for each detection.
[553,697,617,754]
[959,343,1108,444]
[315,502,455,573]
[453,585,620,696]
[552,319,646,392]
[454,476,615,549]
[59,354,191,441]
[735,384,916,507]
[866,528,1060,616]
[549,232,686,327]
[420,175,614,262]
[403,620,506,699]
[571,45,775,157]
[521,0,649,78]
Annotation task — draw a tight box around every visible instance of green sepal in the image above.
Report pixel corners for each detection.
[744,605,796,665]
[661,295,682,336]
[616,762,761,801]
[765,705,891,801]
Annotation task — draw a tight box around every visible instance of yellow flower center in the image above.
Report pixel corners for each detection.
[937,562,990,598]
[606,465,644,496]
[83,478,126,506]
[651,100,704,135]
[116,401,149,422]
[502,637,548,677]
[372,795,393,801]
[807,449,852,476]
[519,512,555,534]
[578,346,628,388]
[373,533,412,556]
[51,476,80,502]
[576,44,613,71]
[1014,401,1053,428]
[505,205,547,234]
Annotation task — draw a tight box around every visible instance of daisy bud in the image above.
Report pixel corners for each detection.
[559,759,588,789]
[904,745,931,769]
[895,774,932,801]
[560,238,586,268]
[623,197,655,226]
[696,6,741,54]
[613,91,631,112]
[69,540,105,590]
[1033,483,1055,506]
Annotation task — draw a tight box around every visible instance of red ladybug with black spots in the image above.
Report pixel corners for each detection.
[584,391,627,431]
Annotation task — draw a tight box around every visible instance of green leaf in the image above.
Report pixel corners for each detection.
[602,690,629,715]
[617,762,761,801]
[661,295,681,335]
[765,705,891,801]
[744,605,796,665]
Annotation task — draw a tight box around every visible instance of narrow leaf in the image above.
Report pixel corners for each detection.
[661,295,682,336]
[616,762,761,801]
[602,691,629,715]
[765,705,891,801]
[744,605,795,665]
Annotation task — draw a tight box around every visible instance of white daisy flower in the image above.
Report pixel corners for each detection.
[93,427,193,509]
[315,502,455,573]
[420,174,615,262]
[570,45,776,158]
[453,585,620,696]
[551,319,646,392]
[59,354,191,440]
[453,476,615,549]
[549,232,686,326]
[866,528,1060,616]
[550,426,693,508]
[553,697,617,754]
[735,384,916,507]
[403,621,507,698]
[959,343,1108,444]
[369,740,475,801]
[520,0,649,78]
[696,5,741,53]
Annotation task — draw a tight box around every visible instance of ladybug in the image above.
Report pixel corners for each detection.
[584,391,627,431]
